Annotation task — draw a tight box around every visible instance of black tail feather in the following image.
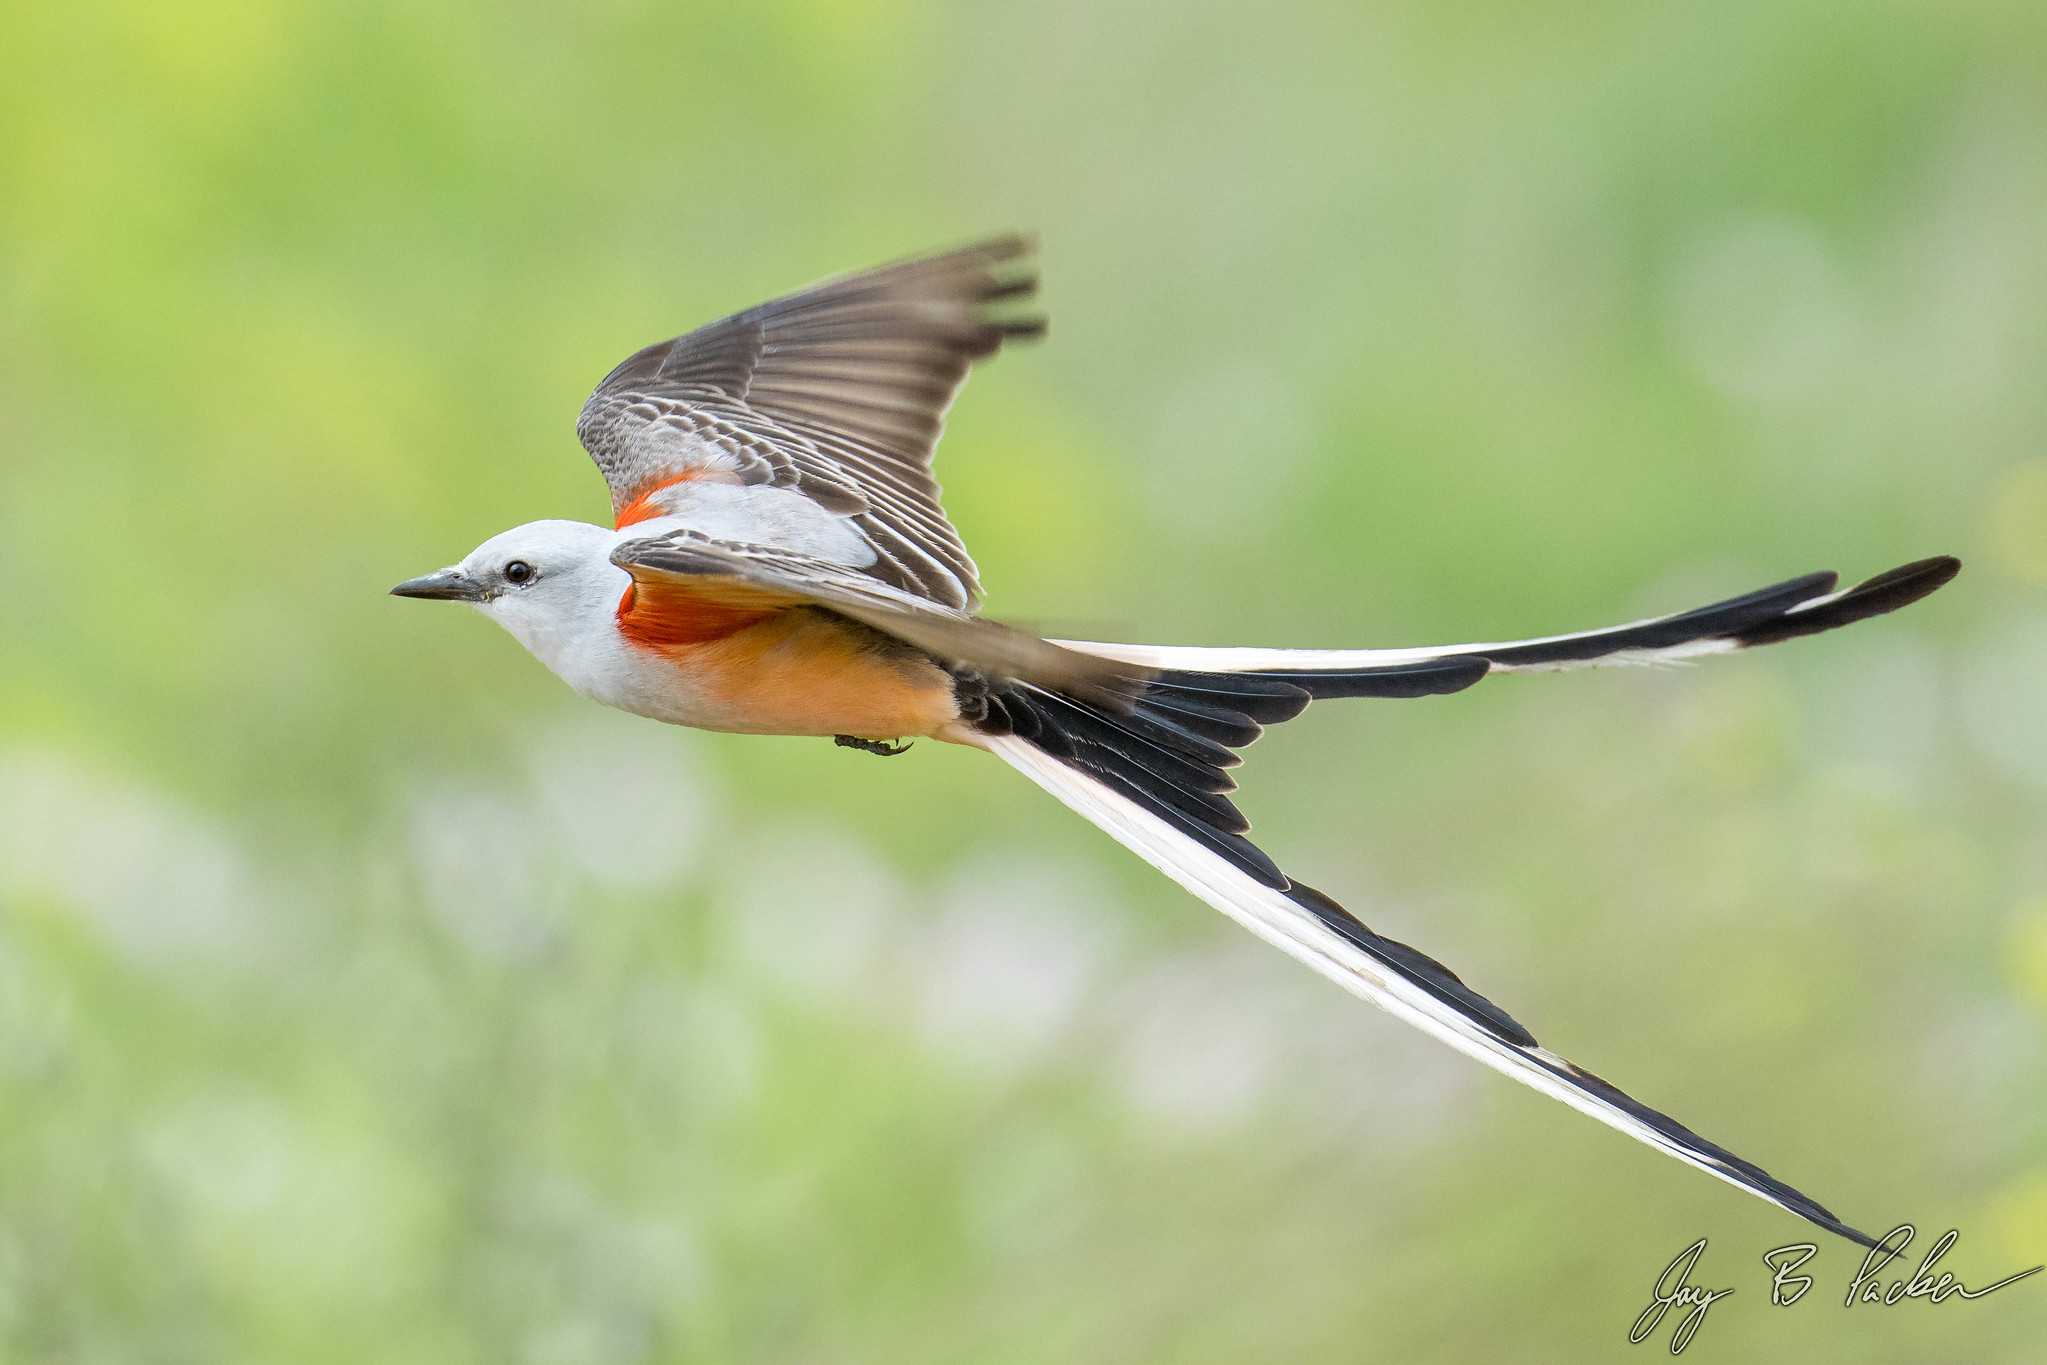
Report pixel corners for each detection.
[1286,880,1537,1048]
[1736,557,1960,647]
[1478,572,1838,667]
[1441,557,1959,670]
[955,561,1949,1249]
[961,652,1487,892]
[1248,656,1492,699]
[972,672,1885,1248]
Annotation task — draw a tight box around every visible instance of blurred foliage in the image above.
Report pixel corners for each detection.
[3,0,2045,1360]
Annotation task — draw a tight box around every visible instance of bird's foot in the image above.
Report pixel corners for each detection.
[834,735,912,757]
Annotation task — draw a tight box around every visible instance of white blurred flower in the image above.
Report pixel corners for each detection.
[907,849,1128,1075]
[717,821,904,1000]
[1294,992,1480,1151]
[523,1312,651,1365]
[140,1089,295,1217]
[139,1086,429,1307]
[492,1169,706,1363]
[522,715,713,893]
[404,777,563,963]
[1106,944,1292,1131]
[0,747,278,973]
[403,717,717,961]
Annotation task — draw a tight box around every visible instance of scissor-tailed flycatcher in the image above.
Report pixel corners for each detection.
[395,238,1956,1246]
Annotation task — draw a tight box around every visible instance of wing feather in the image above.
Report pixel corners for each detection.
[579,237,1044,609]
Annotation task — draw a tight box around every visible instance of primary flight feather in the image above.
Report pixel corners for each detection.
[393,238,1959,1248]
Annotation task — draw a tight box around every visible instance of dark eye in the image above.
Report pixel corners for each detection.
[503,559,536,586]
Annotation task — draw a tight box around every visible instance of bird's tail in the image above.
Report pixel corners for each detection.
[1051,555,1959,676]
[947,555,1964,1246]
[950,655,1489,886]
[960,712,1880,1246]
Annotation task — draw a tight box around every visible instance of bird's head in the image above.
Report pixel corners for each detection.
[392,519,625,655]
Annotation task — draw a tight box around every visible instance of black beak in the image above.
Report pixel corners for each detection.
[390,568,484,602]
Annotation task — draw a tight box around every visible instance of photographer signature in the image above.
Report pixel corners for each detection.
[1629,1238,1730,1355]
[1629,1226,2039,1355]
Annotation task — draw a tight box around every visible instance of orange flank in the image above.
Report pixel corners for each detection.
[616,574,957,738]
[690,612,959,738]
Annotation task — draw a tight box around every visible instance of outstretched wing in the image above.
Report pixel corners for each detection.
[578,237,1043,610]
[612,527,1140,704]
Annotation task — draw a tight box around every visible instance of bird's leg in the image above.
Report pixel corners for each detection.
[834,735,913,757]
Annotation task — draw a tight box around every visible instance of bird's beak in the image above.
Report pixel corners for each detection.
[390,568,485,602]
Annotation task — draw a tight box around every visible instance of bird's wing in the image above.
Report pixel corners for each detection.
[611,527,1140,703]
[578,237,1043,611]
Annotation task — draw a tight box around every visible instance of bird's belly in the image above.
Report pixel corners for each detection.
[590,611,959,739]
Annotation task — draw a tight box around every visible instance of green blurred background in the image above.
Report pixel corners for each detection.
[3,0,2044,1359]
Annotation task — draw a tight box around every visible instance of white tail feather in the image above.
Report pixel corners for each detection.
[1050,633,1736,675]
[1049,570,1884,676]
[968,729,1858,1233]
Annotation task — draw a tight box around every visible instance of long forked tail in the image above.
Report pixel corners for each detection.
[1054,555,1959,675]
[958,557,1960,1245]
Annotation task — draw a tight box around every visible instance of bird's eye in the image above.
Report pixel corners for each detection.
[504,559,536,586]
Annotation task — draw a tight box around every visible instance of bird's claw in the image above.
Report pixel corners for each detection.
[834,735,912,757]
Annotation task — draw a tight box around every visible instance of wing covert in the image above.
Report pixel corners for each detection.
[578,237,1044,609]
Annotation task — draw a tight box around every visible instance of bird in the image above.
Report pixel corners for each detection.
[393,236,1958,1248]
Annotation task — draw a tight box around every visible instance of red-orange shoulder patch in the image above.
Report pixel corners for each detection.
[616,474,687,529]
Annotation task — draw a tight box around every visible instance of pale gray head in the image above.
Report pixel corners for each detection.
[391,519,627,660]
